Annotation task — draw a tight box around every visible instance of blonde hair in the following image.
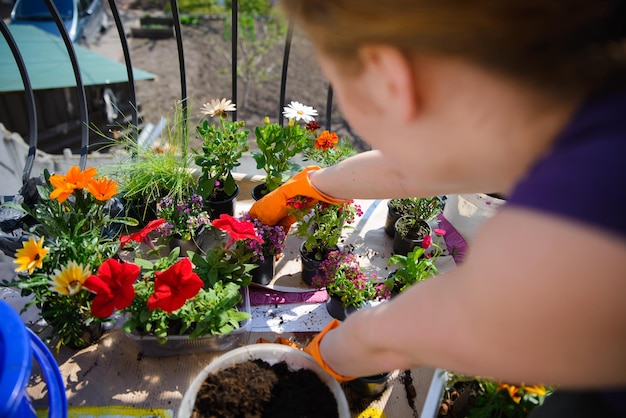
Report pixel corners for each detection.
[279,0,626,96]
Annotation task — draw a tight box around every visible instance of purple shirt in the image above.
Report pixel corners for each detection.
[508,92,626,240]
[509,91,626,414]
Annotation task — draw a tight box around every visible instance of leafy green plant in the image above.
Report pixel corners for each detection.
[105,100,198,219]
[190,214,261,288]
[290,199,363,260]
[252,116,312,192]
[195,106,249,198]
[386,228,446,293]
[121,248,249,343]
[5,166,133,350]
[312,250,389,309]
[304,129,357,168]
[388,197,444,221]
[87,214,262,345]
[394,216,431,240]
[386,247,438,293]
[441,374,552,418]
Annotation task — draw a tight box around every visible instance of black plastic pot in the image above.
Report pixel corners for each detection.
[299,242,339,287]
[384,202,404,238]
[325,295,347,321]
[347,372,392,397]
[251,256,275,286]
[300,242,324,286]
[392,216,432,256]
[251,183,270,201]
[206,185,239,218]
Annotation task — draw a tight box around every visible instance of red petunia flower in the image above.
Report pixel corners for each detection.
[147,258,203,313]
[421,235,433,249]
[212,214,263,249]
[434,228,447,236]
[287,196,315,210]
[84,258,140,318]
[120,218,167,249]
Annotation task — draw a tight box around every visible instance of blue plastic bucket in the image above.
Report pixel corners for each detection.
[0,301,67,418]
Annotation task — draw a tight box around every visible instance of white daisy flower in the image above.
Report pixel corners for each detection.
[282,101,318,123]
[200,98,237,117]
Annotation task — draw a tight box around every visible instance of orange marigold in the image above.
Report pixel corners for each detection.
[314,130,338,150]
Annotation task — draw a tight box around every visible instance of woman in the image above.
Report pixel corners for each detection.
[250,0,626,414]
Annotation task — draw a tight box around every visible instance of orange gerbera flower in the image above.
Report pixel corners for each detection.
[86,176,118,201]
[65,166,97,189]
[314,130,338,150]
[48,178,75,203]
[49,166,98,202]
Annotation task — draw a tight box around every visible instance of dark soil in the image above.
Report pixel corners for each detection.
[192,358,340,418]
[401,370,420,418]
[397,218,431,241]
[438,380,481,418]
[119,6,369,152]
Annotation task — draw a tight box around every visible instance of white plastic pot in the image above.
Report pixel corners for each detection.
[178,344,351,418]
[442,193,506,243]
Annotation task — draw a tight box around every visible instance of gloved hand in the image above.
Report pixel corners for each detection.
[248,166,345,228]
[304,319,356,383]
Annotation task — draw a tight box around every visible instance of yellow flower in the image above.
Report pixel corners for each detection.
[50,261,91,296]
[14,236,49,274]
[200,98,236,118]
[522,384,547,397]
[497,383,522,403]
[86,176,118,201]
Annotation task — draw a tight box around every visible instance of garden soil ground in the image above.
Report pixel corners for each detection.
[107,1,369,152]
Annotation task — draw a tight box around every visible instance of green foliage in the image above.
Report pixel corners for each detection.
[3,168,133,349]
[222,5,286,108]
[179,14,200,25]
[386,247,438,293]
[195,115,249,198]
[304,136,357,168]
[252,118,311,191]
[443,374,552,418]
[179,282,249,338]
[226,0,273,15]
[292,201,361,260]
[313,250,388,309]
[389,196,444,221]
[123,247,250,344]
[394,216,431,240]
[105,100,197,216]
[191,242,256,288]
[170,0,223,14]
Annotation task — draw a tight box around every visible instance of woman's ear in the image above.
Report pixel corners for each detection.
[358,45,420,122]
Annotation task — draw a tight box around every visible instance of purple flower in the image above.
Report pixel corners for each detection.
[240,214,287,260]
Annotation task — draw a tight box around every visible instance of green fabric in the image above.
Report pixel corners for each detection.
[0,25,155,93]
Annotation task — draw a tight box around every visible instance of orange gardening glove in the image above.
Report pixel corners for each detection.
[248,166,345,228]
[304,319,356,383]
